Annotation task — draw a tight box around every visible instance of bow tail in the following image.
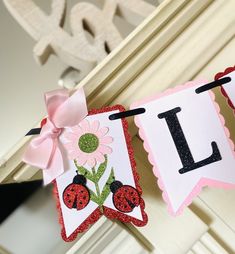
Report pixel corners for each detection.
[43,146,64,185]
[22,137,53,169]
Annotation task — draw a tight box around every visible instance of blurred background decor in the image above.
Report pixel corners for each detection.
[3,0,157,88]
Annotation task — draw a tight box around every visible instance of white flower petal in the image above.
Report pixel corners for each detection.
[64,132,78,141]
[99,145,112,155]
[91,120,100,133]
[94,152,105,163]
[68,150,82,160]
[97,127,109,137]
[100,136,113,144]
[80,119,90,132]
[75,154,88,166]
[87,157,96,167]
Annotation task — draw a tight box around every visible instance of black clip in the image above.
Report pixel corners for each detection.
[109,108,146,120]
[25,128,41,136]
[195,77,231,94]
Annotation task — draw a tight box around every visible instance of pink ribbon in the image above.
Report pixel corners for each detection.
[23,88,88,185]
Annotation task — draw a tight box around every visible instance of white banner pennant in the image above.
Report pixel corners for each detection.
[131,80,235,215]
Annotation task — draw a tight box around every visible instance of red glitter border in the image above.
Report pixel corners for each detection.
[53,105,148,242]
[214,65,235,110]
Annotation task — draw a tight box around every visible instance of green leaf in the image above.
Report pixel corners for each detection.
[96,155,108,181]
[100,168,115,204]
[89,189,101,205]
[74,160,96,182]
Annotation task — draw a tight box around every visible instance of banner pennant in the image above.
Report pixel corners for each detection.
[131,80,235,215]
[215,67,235,110]
[54,105,147,241]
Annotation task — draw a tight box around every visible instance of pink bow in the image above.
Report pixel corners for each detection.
[23,88,88,185]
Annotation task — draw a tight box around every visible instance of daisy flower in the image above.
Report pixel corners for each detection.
[65,119,113,167]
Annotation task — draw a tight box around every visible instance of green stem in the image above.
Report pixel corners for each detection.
[92,167,103,212]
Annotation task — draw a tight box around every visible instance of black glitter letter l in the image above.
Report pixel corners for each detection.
[158,107,222,174]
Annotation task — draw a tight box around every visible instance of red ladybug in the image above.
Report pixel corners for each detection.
[63,174,90,210]
[110,181,140,213]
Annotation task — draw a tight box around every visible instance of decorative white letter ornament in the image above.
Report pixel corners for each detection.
[54,105,147,241]
[3,0,155,82]
[131,81,235,215]
[215,66,235,110]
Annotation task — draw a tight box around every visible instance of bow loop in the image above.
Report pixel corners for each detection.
[23,88,88,185]
[45,89,69,121]
[53,87,87,127]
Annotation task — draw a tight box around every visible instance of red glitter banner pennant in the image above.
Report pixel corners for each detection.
[54,105,147,241]
[215,66,235,111]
